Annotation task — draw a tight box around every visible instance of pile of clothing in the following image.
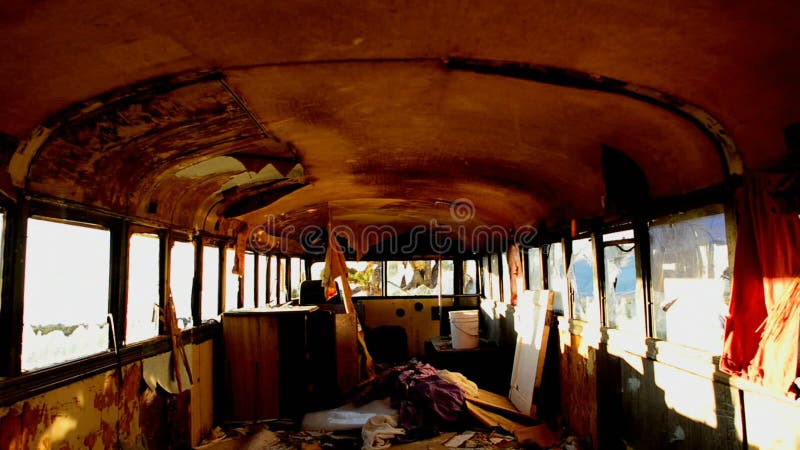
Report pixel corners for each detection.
[356,362,478,444]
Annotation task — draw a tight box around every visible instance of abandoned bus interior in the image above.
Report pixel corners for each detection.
[1,1,799,449]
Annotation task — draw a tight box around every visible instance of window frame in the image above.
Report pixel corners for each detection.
[0,199,218,404]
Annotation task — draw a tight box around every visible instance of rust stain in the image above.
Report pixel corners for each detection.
[139,387,165,450]
[100,420,115,448]
[83,431,98,449]
[119,363,142,439]
[26,79,298,226]
[93,372,118,410]
[0,402,49,450]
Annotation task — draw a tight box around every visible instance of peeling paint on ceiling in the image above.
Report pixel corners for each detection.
[175,157,245,179]
[3,0,797,253]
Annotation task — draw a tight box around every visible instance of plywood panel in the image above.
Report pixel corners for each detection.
[335,313,359,394]
[223,314,280,421]
[508,290,553,416]
[191,340,215,446]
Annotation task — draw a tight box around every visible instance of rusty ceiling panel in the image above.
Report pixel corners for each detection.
[25,78,300,224]
[4,1,798,249]
[225,61,722,234]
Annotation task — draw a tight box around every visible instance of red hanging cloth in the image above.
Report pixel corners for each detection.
[720,172,800,397]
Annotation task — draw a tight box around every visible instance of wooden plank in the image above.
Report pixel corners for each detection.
[465,401,528,433]
[508,290,553,417]
[513,423,562,448]
[190,340,215,446]
[465,389,532,422]
[335,312,359,394]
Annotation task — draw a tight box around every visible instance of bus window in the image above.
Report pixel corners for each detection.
[170,240,194,329]
[224,248,238,311]
[650,209,730,353]
[386,260,453,296]
[462,260,478,294]
[127,233,160,343]
[526,248,543,291]
[604,230,643,334]
[257,254,267,306]
[243,252,255,308]
[546,243,568,316]
[201,245,219,321]
[22,218,110,371]
[568,237,599,323]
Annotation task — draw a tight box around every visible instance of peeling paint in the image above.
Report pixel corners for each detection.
[93,372,117,410]
[175,156,246,178]
[219,163,287,191]
[0,356,204,450]
[8,125,52,187]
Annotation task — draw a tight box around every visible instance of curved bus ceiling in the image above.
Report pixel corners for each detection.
[1,0,798,254]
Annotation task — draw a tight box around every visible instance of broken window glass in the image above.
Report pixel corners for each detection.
[546,242,568,316]
[526,248,544,291]
[127,233,160,343]
[170,240,194,329]
[603,230,644,334]
[386,260,453,296]
[649,209,730,353]
[346,261,382,296]
[201,245,219,321]
[22,218,110,371]
[568,237,600,323]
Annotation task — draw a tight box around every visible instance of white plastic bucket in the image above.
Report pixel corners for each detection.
[449,310,479,350]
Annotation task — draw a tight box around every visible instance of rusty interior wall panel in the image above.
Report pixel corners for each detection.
[557,329,598,448]
[0,342,213,450]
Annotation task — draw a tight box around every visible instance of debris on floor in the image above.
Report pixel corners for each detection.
[195,361,592,450]
[195,419,590,450]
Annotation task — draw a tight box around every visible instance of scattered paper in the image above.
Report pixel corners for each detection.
[444,431,476,448]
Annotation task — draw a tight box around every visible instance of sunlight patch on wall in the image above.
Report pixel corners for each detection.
[654,363,718,428]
